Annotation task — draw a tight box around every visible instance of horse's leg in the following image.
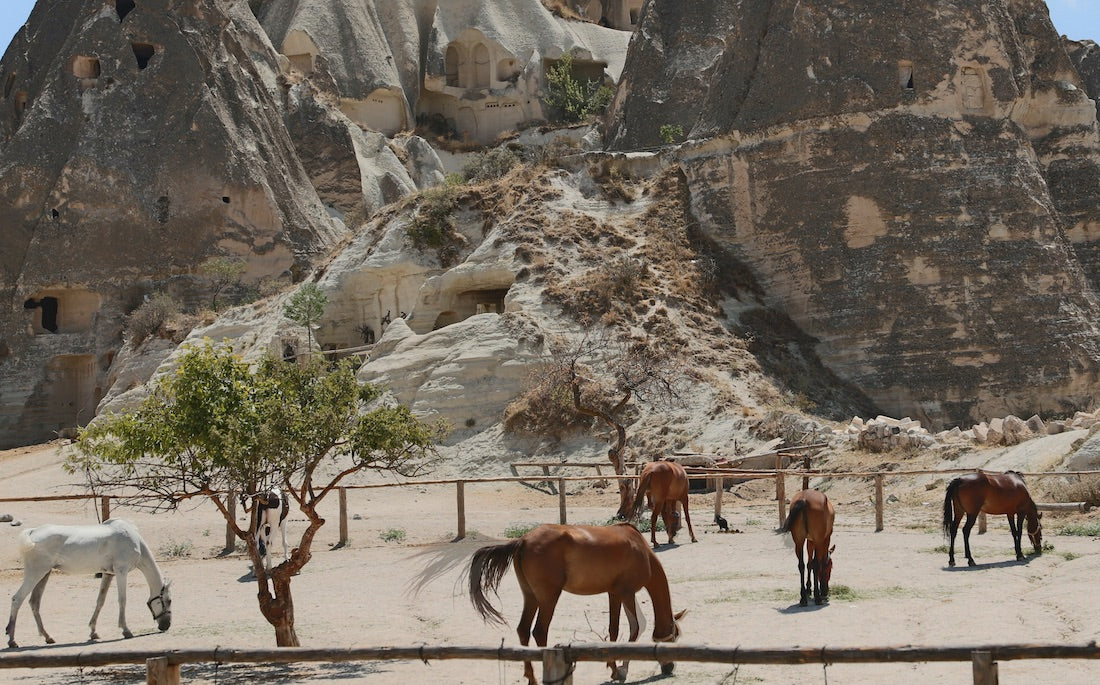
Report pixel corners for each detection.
[810,548,823,605]
[1009,513,1025,560]
[279,519,289,564]
[611,593,642,682]
[961,513,978,566]
[649,503,660,548]
[28,573,54,644]
[607,593,625,681]
[115,571,133,639]
[795,542,808,606]
[681,493,697,543]
[7,568,49,648]
[515,583,538,685]
[88,573,112,641]
[948,507,963,567]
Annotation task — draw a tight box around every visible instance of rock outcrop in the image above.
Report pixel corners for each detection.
[0,0,342,447]
[605,0,1100,429]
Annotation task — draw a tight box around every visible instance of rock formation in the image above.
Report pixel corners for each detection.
[606,0,1100,429]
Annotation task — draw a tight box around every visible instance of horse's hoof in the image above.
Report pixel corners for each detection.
[948,559,955,567]
[799,599,808,607]
[122,630,133,639]
[967,559,977,567]
[661,662,676,675]
[611,665,628,681]
[7,640,17,649]
[89,632,99,641]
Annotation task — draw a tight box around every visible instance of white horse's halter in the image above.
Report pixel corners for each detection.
[147,585,171,622]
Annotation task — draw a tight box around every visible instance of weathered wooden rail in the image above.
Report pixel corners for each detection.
[1,641,1098,684]
[2,467,1096,546]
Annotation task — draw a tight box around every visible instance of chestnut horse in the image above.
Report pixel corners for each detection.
[469,523,686,684]
[778,489,835,606]
[942,470,1043,567]
[628,460,697,548]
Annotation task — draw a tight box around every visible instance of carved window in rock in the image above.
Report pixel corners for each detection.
[70,56,100,79]
[445,45,460,87]
[474,43,490,88]
[898,60,914,91]
[961,67,984,109]
[132,43,155,70]
[116,0,136,21]
[23,289,101,335]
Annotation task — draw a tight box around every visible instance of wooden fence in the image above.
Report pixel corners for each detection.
[1,466,1097,548]
[2,641,1099,684]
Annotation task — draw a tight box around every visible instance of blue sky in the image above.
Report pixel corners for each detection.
[0,0,1098,64]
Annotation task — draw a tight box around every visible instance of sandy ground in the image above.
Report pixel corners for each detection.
[1,442,1099,684]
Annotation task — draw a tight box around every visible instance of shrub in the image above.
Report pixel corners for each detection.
[126,293,180,345]
[659,124,684,144]
[504,523,539,538]
[379,528,407,543]
[462,147,520,183]
[544,53,614,123]
[408,184,460,251]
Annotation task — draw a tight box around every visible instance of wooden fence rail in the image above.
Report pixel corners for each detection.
[2,467,1098,545]
[2,641,1099,684]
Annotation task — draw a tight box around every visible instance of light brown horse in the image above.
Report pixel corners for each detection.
[469,523,686,684]
[942,470,1043,567]
[628,460,697,548]
[779,489,835,606]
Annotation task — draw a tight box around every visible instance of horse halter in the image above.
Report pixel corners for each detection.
[147,585,171,622]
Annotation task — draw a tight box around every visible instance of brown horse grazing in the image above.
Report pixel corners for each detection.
[469,523,686,684]
[778,489,835,606]
[942,470,1043,567]
[628,460,698,548]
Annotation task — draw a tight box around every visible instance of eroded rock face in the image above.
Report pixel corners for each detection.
[601,0,1100,429]
[0,0,340,447]
[1067,39,1100,120]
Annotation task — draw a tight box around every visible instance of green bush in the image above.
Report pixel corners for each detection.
[544,53,614,123]
[407,184,460,250]
[379,528,407,543]
[659,124,684,144]
[504,523,539,538]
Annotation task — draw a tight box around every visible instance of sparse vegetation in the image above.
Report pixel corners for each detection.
[126,292,182,345]
[462,147,521,183]
[544,52,614,123]
[1057,521,1100,536]
[406,182,466,266]
[1043,477,1100,507]
[504,523,539,538]
[380,528,407,543]
[283,282,327,354]
[198,255,247,311]
[158,539,193,559]
[659,124,684,144]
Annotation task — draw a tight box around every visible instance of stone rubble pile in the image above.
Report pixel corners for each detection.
[839,411,1100,452]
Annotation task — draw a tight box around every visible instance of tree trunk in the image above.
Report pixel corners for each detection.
[252,511,322,647]
[570,376,636,518]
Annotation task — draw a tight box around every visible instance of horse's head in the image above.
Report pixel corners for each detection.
[821,545,836,597]
[662,503,682,540]
[1028,512,1043,553]
[147,581,172,632]
[655,609,687,675]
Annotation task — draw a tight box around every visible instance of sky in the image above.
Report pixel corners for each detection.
[0,0,1098,65]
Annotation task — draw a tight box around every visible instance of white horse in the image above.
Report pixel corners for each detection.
[5,519,172,648]
[242,487,290,573]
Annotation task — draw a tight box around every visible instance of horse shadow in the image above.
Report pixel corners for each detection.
[600,672,675,684]
[776,602,829,615]
[943,556,1033,572]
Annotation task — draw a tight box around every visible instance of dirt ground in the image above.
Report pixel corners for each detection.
[1,442,1099,684]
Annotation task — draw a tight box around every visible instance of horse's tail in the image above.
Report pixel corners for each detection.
[779,498,808,534]
[628,469,654,521]
[942,478,961,539]
[469,539,521,625]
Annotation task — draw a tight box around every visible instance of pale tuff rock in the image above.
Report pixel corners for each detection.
[843,411,1100,453]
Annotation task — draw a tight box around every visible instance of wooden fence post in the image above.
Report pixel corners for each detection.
[874,474,884,532]
[542,647,573,685]
[456,481,466,540]
[338,487,349,547]
[224,492,236,555]
[776,471,786,528]
[100,496,110,522]
[978,512,987,534]
[802,456,811,490]
[558,478,567,524]
[146,656,180,685]
[713,477,724,519]
[972,649,999,685]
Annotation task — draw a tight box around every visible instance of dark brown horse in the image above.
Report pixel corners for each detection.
[942,470,1042,566]
[628,460,697,548]
[469,523,686,684]
[779,489,835,606]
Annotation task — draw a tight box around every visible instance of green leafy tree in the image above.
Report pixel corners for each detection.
[69,341,441,646]
[283,282,327,355]
[659,124,684,145]
[198,256,247,311]
[544,52,614,123]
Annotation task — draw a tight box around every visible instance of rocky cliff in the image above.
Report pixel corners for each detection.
[606,0,1100,428]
